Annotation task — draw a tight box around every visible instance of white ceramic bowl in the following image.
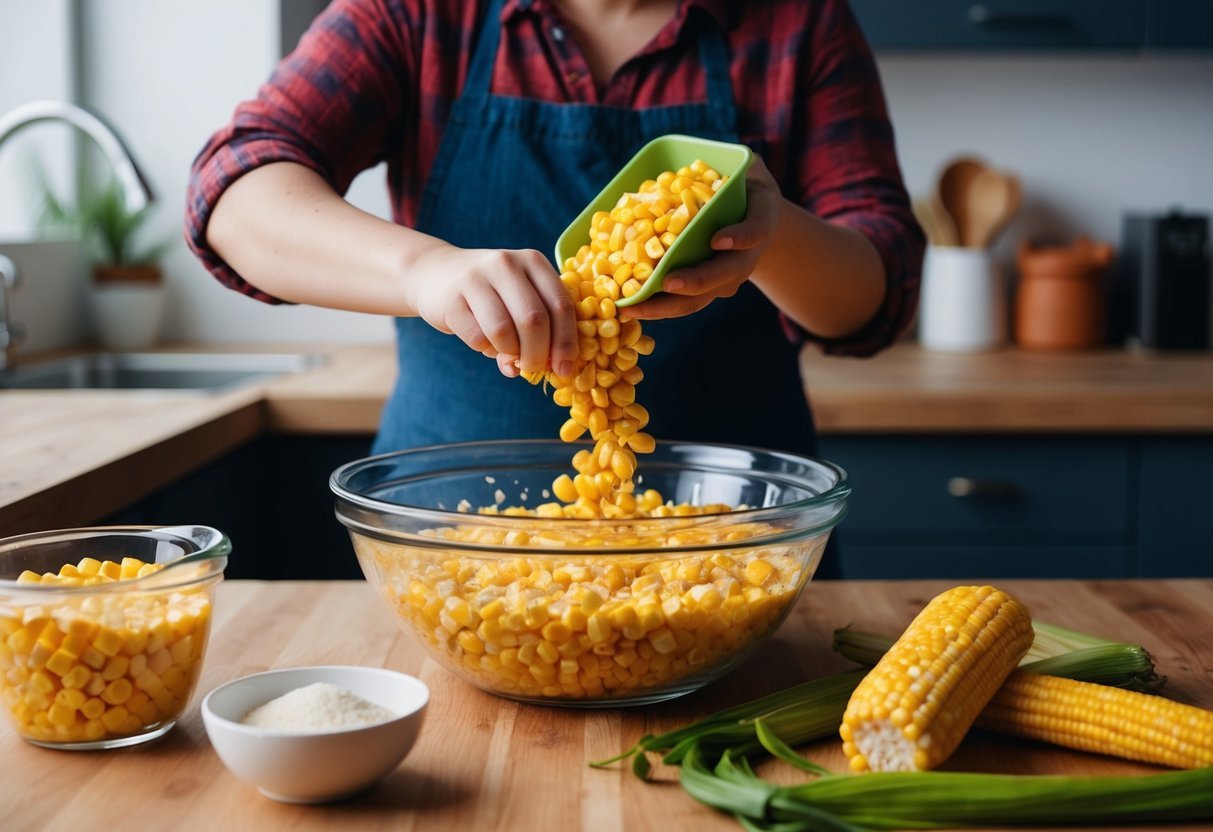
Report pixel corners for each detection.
[201,666,428,803]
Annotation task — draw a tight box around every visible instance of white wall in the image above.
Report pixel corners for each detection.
[0,0,75,241]
[75,0,393,344]
[876,55,1213,258]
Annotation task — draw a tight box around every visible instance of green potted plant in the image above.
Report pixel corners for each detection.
[35,165,168,350]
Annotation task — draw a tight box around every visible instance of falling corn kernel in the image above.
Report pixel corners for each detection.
[522,161,727,519]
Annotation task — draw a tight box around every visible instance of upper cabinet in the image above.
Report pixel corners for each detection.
[848,1,1213,51]
[280,0,330,56]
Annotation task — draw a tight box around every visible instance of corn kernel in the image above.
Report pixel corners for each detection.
[100,706,130,733]
[47,702,78,728]
[745,559,775,586]
[61,665,92,690]
[80,697,105,721]
[45,649,77,678]
[102,678,133,706]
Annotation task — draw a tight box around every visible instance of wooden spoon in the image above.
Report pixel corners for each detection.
[968,169,1023,249]
[913,197,960,247]
[928,196,961,247]
[936,156,987,248]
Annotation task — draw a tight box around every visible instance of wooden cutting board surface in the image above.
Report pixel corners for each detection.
[3,578,1211,832]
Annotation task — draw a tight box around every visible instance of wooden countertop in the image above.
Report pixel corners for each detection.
[264,341,1213,435]
[0,345,391,535]
[2,342,1212,536]
[4,578,1211,832]
[801,344,1213,433]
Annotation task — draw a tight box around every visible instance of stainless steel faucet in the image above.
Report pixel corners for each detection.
[0,100,156,371]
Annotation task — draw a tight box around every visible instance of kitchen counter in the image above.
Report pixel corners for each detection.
[2,342,1212,536]
[3,578,1211,832]
[801,343,1213,433]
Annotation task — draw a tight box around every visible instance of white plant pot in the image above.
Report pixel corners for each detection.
[89,282,165,351]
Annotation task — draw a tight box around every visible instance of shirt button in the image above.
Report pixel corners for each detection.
[551,25,565,40]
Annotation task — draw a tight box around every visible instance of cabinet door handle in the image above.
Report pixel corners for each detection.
[967,5,1074,30]
[948,477,1023,499]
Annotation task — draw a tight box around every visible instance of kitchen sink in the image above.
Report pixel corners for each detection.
[0,352,325,391]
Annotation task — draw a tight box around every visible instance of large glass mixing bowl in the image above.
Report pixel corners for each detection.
[331,440,849,707]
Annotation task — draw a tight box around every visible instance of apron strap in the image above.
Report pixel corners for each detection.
[464,0,508,98]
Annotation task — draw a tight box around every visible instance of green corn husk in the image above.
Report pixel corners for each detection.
[590,668,869,773]
[832,624,1165,692]
[1027,620,1126,661]
[679,741,1213,831]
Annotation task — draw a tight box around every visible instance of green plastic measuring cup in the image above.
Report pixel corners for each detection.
[553,134,753,308]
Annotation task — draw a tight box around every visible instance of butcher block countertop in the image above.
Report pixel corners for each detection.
[4,578,1211,832]
[2,342,1212,535]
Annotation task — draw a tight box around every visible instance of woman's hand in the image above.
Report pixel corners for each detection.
[621,156,783,321]
[407,246,578,378]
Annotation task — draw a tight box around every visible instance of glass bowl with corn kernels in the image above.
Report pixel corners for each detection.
[0,525,228,749]
[331,440,849,707]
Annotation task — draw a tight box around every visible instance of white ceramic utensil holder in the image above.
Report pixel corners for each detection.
[918,245,1006,352]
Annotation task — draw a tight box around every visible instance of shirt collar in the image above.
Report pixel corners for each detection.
[502,0,735,32]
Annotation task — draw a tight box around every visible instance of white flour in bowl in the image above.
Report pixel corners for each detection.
[240,682,398,732]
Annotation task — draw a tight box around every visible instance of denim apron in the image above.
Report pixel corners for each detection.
[373,0,816,459]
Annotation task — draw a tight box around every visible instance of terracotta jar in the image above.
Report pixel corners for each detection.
[1015,238,1114,350]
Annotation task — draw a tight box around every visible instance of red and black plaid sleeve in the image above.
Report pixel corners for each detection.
[784,0,924,356]
[184,0,417,303]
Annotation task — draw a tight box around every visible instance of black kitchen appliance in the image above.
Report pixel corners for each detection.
[1113,210,1211,350]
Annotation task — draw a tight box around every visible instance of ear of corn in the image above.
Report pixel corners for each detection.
[839,585,1034,772]
[834,625,1206,768]
[978,671,1213,769]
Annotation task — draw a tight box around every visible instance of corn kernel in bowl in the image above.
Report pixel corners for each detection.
[352,523,826,705]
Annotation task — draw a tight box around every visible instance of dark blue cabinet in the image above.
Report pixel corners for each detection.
[833,543,1133,580]
[1135,438,1213,577]
[821,437,1131,537]
[820,434,1212,579]
[849,0,1213,51]
[1147,1,1213,48]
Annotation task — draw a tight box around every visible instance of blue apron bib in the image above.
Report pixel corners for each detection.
[373,0,816,458]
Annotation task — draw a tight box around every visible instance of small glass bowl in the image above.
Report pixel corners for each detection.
[331,440,849,707]
[0,525,229,749]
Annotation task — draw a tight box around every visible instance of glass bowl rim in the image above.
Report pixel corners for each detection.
[0,524,230,595]
[330,438,851,551]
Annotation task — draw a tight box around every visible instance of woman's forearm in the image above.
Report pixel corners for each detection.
[749,198,886,339]
[205,161,443,315]
[204,161,579,375]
